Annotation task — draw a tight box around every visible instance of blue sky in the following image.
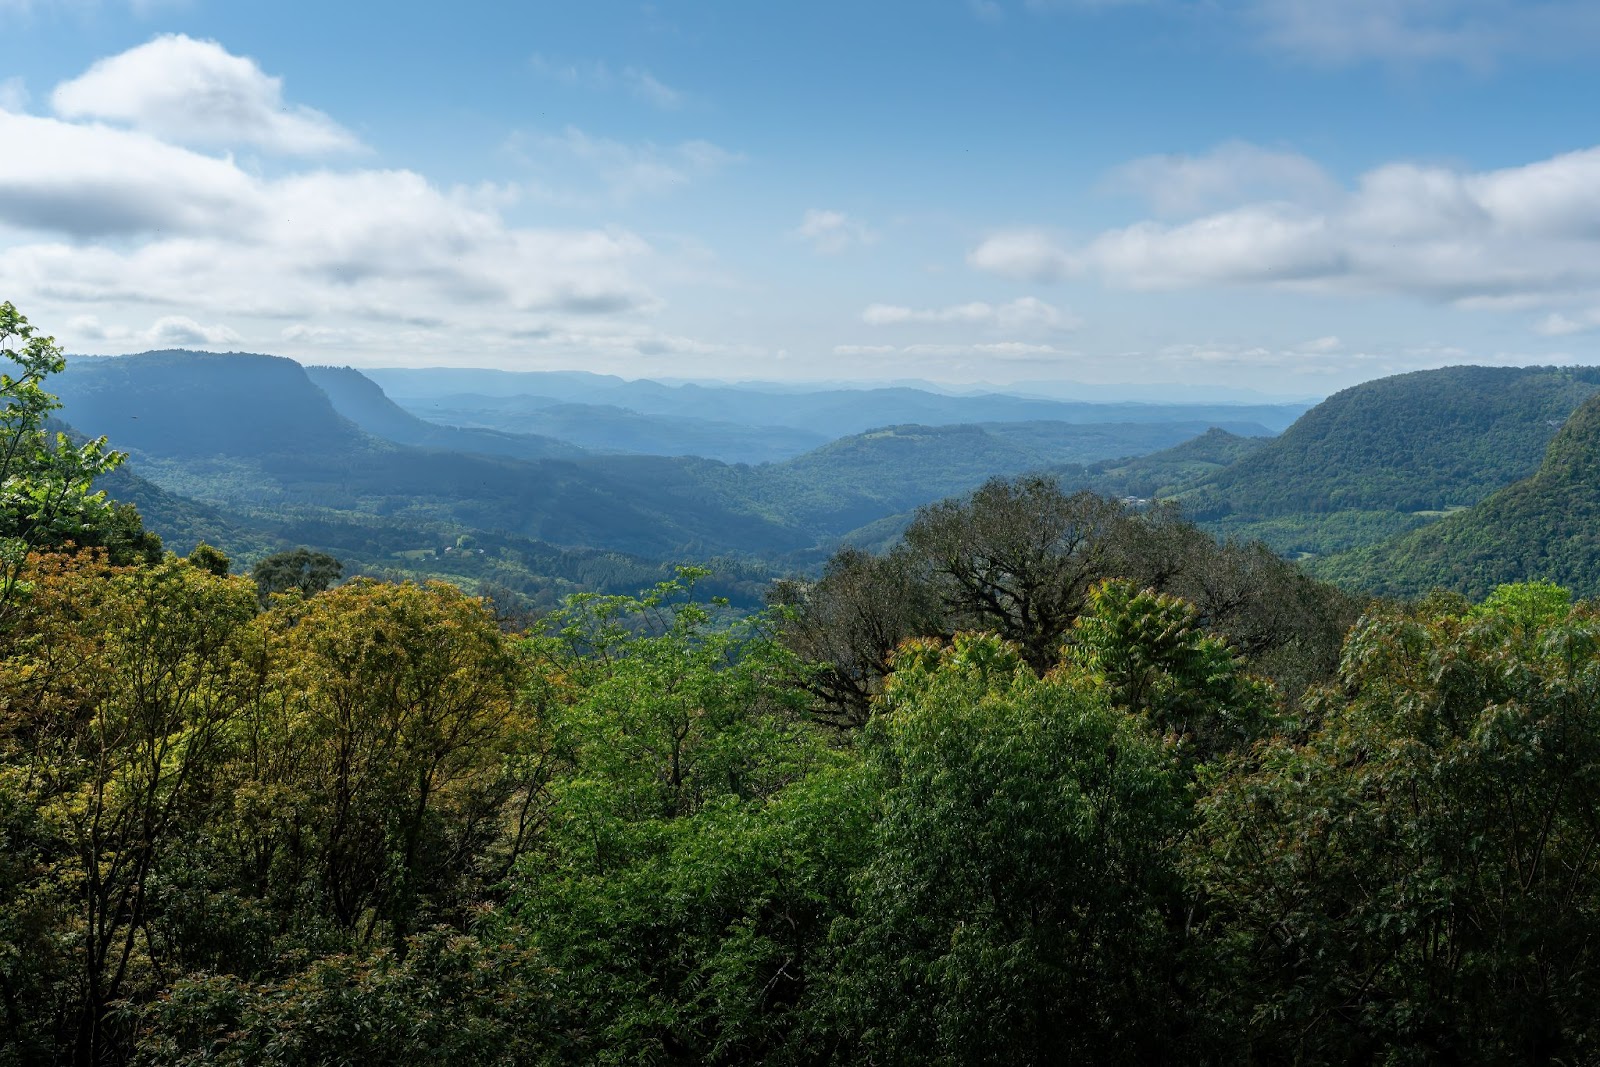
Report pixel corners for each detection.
[2,0,1599,397]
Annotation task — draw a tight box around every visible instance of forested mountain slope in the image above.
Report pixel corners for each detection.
[304,365,586,461]
[1074,427,1272,500]
[1314,393,1600,599]
[56,351,367,457]
[1173,366,1600,518]
[53,353,811,561]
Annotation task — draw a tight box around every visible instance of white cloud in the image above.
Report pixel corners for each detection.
[1246,0,1600,67]
[970,0,1004,21]
[623,68,682,109]
[795,209,877,254]
[0,76,28,112]
[966,230,1076,282]
[528,54,685,109]
[1535,309,1600,336]
[0,108,261,237]
[512,126,739,203]
[0,109,660,341]
[994,142,1600,312]
[1107,140,1340,216]
[67,313,240,347]
[51,34,359,155]
[861,296,1079,331]
[146,315,241,346]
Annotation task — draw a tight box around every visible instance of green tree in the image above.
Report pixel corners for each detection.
[825,632,1187,1065]
[903,477,1130,672]
[0,302,127,623]
[1066,578,1278,763]
[1187,583,1600,1062]
[503,573,871,1064]
[0,553,259,1063]
[250,547,342,605]
[245,577,528,943]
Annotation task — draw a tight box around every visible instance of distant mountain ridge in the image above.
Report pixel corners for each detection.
[367,367,1310,438]
[304,366,586,462]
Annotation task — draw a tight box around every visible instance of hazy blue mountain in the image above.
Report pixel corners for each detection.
[397,392,831,462]
[59,352,1280,574]
[56,351,366,457]
[367,367,1309,437]
[304,365,586,461]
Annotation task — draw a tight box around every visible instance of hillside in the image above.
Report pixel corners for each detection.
[53,353,810,563]
[303,366,585,461]
[55,351,367,457]
[1313,393,1600,599]
[1174,366,1600,517]
[749,421,1272,535]
[1074,427,1272,500]
[1135,365,1600,557]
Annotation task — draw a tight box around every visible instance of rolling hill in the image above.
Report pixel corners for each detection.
[1153,366,1600,557]
[1312,393,1600,599]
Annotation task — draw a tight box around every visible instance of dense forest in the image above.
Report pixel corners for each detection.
[11,302,1600,1064]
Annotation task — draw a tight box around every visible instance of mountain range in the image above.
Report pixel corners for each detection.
[54,350,1600,608]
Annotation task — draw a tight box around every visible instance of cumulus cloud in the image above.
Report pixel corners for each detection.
[966,230,1076,282]
[51,34,359,154]
[1107,140,1341,216]
[981,142,1600,317]
[0,110,660,363]
[68,313,241,347]
[794,210,877,254]
[0,108,264,238]
[0,110,656,319]
[1536,309,1600,336]
[861,296,1079,332]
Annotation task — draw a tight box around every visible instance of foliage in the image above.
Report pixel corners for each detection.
[780,477,1357,720]
[1187,585,1600,1062]
[0,303,129,621]
[825,632,1188,1065]
[251,546,342,603]
[1066,578,1278,762]
[502,572,873,1064]
[137,932,557,1067]
[0,553,260,1063]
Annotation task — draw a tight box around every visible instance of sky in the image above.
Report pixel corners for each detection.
[2,0,1600,398]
